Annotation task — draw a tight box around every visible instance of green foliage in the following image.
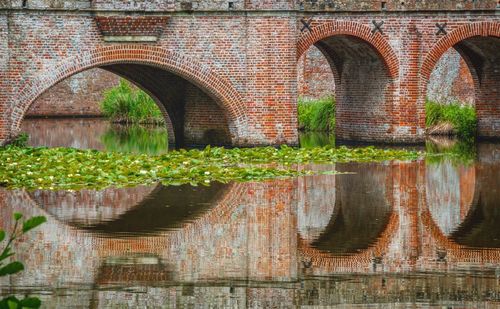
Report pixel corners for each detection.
[0,213,46,309]
[0,145,420,191]
[100,79,164,125]
[425,100,477,138]
[425,139,476,166]
[298,97,335,132]
[101,125,169,155]
[6,133,29,148]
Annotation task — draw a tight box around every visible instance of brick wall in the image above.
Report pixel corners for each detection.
[427,49,475,105]
[300,0,496,11]
[0,6,498,145]
[5,0,497,10]
[184,84,232,145]
[297,45,335,100]
[26,69,119,117]
[300,46,475,105]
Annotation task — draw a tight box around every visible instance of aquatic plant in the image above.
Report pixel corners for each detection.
[298,97,335,132]
[100,79,165,125]
[0,145,420,191]
[0,213,46,309]
[425,100,477,138]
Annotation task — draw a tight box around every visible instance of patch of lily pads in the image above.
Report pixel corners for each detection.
[0,145,421,191]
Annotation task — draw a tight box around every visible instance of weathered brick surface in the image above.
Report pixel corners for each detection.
[95,16,170,38]
[26,69,119,117]
[0,4,498,145]
[297,45,335,100]
[184,84,232,145]
[300,47,475,105]
[300,0,496,11]
[427,49,475,105]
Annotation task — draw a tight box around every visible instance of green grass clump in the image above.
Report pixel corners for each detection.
[298,97,335,132]
[425,100,477,138]
[101,79,164,125]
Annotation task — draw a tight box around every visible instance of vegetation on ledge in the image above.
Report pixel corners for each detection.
[0,145,420,191]
[425,100,477,139]
[298,97,335,132]
[100,79,165,125]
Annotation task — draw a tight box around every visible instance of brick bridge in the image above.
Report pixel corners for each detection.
[0,1,499,146]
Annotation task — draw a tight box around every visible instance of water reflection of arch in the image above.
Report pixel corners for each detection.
[6,182,242,287]
[27,182,237,238]
[298,163,398,273]
[92,182,245,258]
[422,157,500,263]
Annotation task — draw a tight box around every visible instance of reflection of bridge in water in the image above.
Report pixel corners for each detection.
[2,144,500,306]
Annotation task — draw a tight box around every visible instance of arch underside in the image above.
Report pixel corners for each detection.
[102,64,232,147]
[10,46,246,147]
[313,35,394,142]
[452,36,500,139]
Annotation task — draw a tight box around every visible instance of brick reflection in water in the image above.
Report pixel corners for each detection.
[29,185,157,225]
[2,158,500,306]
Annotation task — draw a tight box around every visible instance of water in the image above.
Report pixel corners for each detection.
[2,119,500,307]
[21,118,170,155]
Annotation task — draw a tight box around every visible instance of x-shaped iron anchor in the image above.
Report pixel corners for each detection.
[436,23,447,35]
[300,17,313,33]
[371,20,384,34]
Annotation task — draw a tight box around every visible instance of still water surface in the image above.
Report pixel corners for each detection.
[1,118,500,307]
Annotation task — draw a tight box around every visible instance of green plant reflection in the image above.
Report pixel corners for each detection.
[100,124,169,155]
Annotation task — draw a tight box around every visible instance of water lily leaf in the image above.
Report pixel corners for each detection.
[0,145,421,191]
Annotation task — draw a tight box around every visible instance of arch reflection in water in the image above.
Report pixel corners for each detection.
[30,182,230,237]
[5,154,500,306]
[306,163,393,256]
[426,143,500,249]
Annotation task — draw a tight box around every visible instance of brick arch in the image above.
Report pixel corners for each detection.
[296,20,400,143]
[297,20,399,78]
[421,21,500,82]
[421,21,500,138]
[10,45,248,144]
